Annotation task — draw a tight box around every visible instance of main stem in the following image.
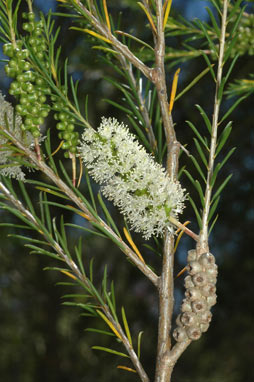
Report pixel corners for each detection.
[154,1,180,382]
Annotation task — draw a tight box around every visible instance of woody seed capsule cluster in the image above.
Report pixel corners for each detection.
[173,249,217,342]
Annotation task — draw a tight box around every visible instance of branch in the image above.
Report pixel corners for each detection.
[157,1,230,377]
[1,128,159,288]
[0,180,149,381]
[118,54,157,152]
[0,179,83,278]
[153,1,181,381]
[73,0,154,81]
[103,305,150,382]
[198,0,229,253]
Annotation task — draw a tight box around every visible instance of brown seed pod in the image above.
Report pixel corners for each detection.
[173,327,188,342]
[201,283,216,297]
[186,326,202,341]
[174,249,217,343]
[199,252,215,268]
[180,311,197,326]
[191,299,207,314]
[192,272,207,287]
[187,261,202,275]
[185,287,202,301]
[200,322,210,333]
[206,266,218,280]
[198,310,212,324]
[187,249,197,262]
[181,299,192,312]
[184,275,194,289]
[176,314,183,327]
[206,295,217,307]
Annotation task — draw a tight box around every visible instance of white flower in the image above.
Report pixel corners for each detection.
[78,117,186,239]
[0,91,34,180]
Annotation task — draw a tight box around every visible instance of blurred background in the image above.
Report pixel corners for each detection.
[0,1,253,381]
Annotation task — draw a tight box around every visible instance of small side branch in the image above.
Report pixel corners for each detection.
[0,180,149,381]
[103,306,150,382]
[198,0,229,253]
[127,63,157,152]
[74,0,154,81]
[1,129,159,288]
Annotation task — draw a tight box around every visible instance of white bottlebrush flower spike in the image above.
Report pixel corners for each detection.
[79,117,186,239]
[0,91,34,180]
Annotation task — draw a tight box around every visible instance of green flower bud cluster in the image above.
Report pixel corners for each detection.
[210,13,254,60]
[3,11,79,155]
[173,250,217,342]
[3,12,50,138]
[230,13,254,56]
[51,95,79,157]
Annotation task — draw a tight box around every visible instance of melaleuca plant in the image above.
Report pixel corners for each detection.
[0,1,252,381]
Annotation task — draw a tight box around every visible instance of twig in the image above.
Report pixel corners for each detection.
[118,55,157,151]
[0,180,149,382]
[162,1,230,378]
[103,305,150,382]
[74,0,154,81]
[1,128,159,288]
[198,0,229,254]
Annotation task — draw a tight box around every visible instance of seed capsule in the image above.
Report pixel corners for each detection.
[187,249,197,262]
[186,326,202,341]
[181,299,192,312]
[176,314,183,327]
[206,295,217,307]
[192,272,207,287]
[200,322,210,333]
[201,283,216,297]
[206,265,218,279]
[187,261,202,275]
[198,310,212,324]
[180,312,197,327]
[191,299,207,314]
[185,287,202,301]
[173,327,188,342]
[199,252,215,268]
[184,275,194,289]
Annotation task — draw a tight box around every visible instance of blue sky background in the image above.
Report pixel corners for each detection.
[33,0,211,20]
